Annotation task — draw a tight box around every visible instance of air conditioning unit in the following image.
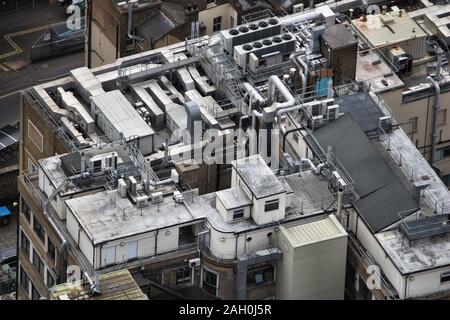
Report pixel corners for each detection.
[379,116,393,133]
[312,115,324,127]
[173,191,184,203]
[118,179,127,198]
[128,176,138,196]
[327,105,340,121]
[220,18,282,55]
[151,191,163,204]
[310,101,323,116]
[248,53,259,72]
[293,3,304,13]
[331,171,341,189]
[136,195,149,208]
[189,258,201,268]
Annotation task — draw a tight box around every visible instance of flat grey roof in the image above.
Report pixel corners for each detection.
[321,23,358,49]
[232,155,286,199]
[66,190,197,244]
[377,228,450,274]
[216,187,252,210]
[307,114,419,233]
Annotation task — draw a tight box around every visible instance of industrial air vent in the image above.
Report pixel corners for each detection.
[253,41,263,48]
[273,36,282,43]
[243,45,253,51]
[229,29,239,36]
[258,21,269,28]
[249,23,259,30]
[239,27,249,33]
[263,39,273,46]
[282,34,293,41]
[268,18,279,25]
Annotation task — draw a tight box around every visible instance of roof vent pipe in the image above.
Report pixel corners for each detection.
[337,187,344,217]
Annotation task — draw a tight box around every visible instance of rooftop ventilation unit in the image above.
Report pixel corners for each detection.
[233,32,296,71]
[379,116,393,133]
[118,179,127,198]
[128,176,138,196]
[220,18,281,55]
[151,191,163,204]
[136,195,149,208]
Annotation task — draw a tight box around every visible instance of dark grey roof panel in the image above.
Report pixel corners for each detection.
[335,92,383,133]
[307,114,419,233]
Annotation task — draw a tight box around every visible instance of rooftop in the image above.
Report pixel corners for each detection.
[355,49,404,94]
[352,11,427,48]
[65,189,198,245]
[307,114,419,233]
[216,187,252,210]
[280,214,347,248]
[50,269,148,300]
[377,228,450,275]
[321,23,358,49]
[232,155,286,199]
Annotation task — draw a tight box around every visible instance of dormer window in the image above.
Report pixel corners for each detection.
[265,200,280,212]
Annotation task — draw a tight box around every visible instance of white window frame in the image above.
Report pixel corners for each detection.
[28,119,44,153]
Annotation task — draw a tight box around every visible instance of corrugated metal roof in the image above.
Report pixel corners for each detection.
[282,215,346,247]
[91,90,154,139]
[352,11,427,48]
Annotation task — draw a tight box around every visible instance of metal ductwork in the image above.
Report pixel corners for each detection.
[184,101,202,138]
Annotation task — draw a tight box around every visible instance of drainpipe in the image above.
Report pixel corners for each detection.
[126,1,143,42]
[426,76,440,166]
[84,271,101,296]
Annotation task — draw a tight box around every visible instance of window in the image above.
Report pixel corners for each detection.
[47,270,55,289]
[247,265,274,287]
[31,284,40,300]
[47,237,56,263]
[28,120,43,152]
[33,217,45,244]
[264,199,279,212]
[202,268,219,296]
[233,209,244,220]
[33,249,45,280]
[21,198,31,223]
[19,266,30,294]
[176,267,192,285]
[438,109,447,126]
[410,117,418,134]
[28,158,38,173]
[436,146,450,162]
[441,271,450,284]
[20,230,30,258]
[213,16,222,32]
